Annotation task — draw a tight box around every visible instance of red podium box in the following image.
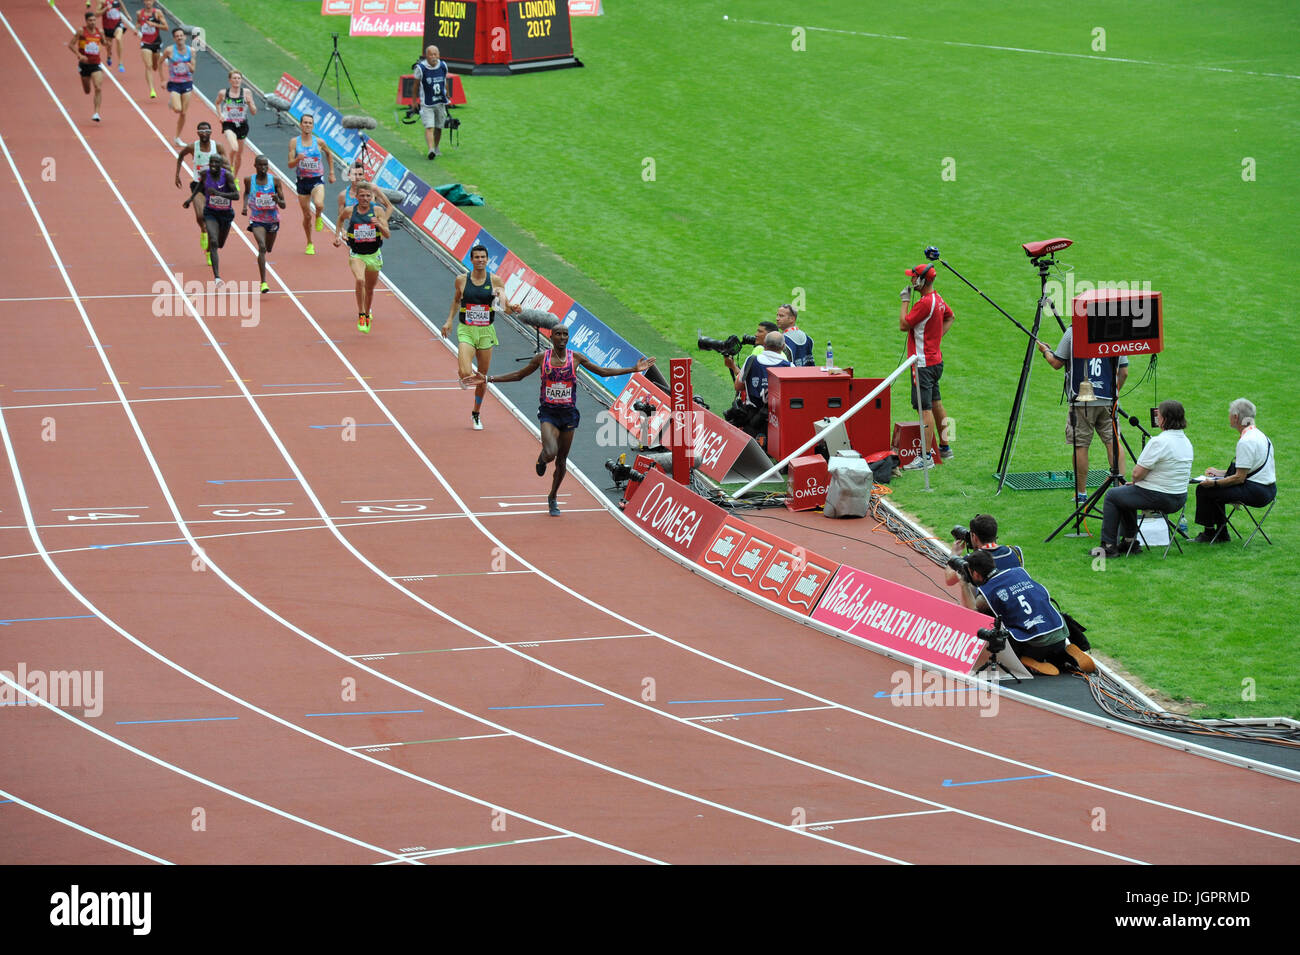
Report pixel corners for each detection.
[786,456,829,511]
[768,368,891,462]
[891,422,942,467]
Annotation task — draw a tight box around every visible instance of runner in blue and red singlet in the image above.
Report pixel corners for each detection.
[136,0,167,98]
[479,325,655,516]
[242,154,284,294]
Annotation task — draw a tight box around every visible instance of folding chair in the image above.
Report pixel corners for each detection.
[1128,502,1187,558]
[1225,498,1276,548]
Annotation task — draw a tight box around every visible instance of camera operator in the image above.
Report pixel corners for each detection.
[899,263,955,468]
[945,514,1023,610]
[775,304,814,366]
[414,45,450,160]
[723,331,791,446]
[1037,327,1129,504]
[966,550,1094,676]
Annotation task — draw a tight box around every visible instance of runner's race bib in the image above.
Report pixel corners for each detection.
[464,304,492,326]
[84,41,100,54]
[106,8,122,23]
[207,193,231,211]
[544,382,573,403]
[224,102,246,122]
[253,193,276,210]
[173,60,192,78]
[351,223,377,242]
[298,155,322,177]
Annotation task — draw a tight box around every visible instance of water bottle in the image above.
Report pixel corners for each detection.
[1177,513,1188,536]
[825,341,833,371]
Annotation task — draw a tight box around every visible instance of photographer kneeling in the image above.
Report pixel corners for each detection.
[723,331,791,447]
[966,550,1094,676]
[945,514,1023,611]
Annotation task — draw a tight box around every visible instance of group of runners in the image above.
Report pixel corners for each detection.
[71,10,644,509]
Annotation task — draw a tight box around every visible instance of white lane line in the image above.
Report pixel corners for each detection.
[0,289,357,302]
[52,9,1297,858]
[373,834,575,864]
[0,76,663,866]
[0,785,173,865]
[0,386,456,412]
[350,633,652,659]
[0,509,599,531]
[350,732,512,750]
[14,40,893,866]
[728,17,1300,80]
[795,809,953,828]
[83,33,1216,863]
[0,675,415,863]
[340,498,438,504]
[479,493,573,500]
[51,506,150,511]
[685,704,839,722]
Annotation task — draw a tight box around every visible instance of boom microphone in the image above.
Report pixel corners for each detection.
[517,308,560,330]
[341,115,378,130]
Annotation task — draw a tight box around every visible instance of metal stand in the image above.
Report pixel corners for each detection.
[316,33,359,108]
[931,253,1067,493]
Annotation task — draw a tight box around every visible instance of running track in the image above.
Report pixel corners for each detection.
[1,0,1297,865]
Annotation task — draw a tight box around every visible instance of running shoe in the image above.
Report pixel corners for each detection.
[260,282,269,294]
[174,137,186,147]
[458,376,471,390]
[200,231,209,251]
[536,458,547,476]
[315,212,324,232]
[305,243,315,255]
[92,113,101,122]
[901,453,934,471]
[117,65,125,74]
[471,412,483,431]
[547,498,561,517]
[233,178,241,194]
[357,313,370,334]
[939,445,954,460]
[205,252,211,265]
[106,55,112,66]
[149,89,156,99]
[427,150,435,160]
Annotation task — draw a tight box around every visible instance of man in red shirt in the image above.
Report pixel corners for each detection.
[899,263,955,468]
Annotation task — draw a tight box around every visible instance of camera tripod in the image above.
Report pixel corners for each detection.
[1044,358,1143,541]
[972,627,1021,684]
[316,32,359,108]
[922,247,1068,493]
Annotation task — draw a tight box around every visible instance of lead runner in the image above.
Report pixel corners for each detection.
[477,325,654,516]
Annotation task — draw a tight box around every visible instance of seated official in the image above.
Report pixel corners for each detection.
[967,550,1094,676]
[1194,397,1277,543]
[1098,399,1193,558]
[945,513,1024,610]
[723,331,791,444]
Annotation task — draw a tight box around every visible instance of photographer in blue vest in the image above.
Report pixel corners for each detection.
[415,45,450,160]
[723,331,790,446]
[945,514,1023,610]
[966,549,1094,676]
[775,304,815,367]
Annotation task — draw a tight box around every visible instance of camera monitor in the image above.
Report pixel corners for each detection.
[1071,288,1163,359]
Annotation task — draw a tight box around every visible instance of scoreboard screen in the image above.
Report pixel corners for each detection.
[425,0,477,63]
[1070,289,1164,358]
[507,0,573,61]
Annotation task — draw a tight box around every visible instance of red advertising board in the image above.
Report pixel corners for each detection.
[609,373,671,447]
[498,252,575,318]
[622,469,724,564]
[393,0,424,11]
[354,0,390,13]
[412,191,479,260]
[701,520,838,615]
[811,566,992,674]
[357,139,389,183]
[275,73,302,101]
[322,0,355,14]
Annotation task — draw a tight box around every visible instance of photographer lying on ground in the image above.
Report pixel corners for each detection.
[966,550,1094,676]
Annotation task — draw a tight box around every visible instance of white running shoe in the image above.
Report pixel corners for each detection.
[902,453,935,471]
[174,136,186,147]
[92,113,101,122]
[471,412,483,431]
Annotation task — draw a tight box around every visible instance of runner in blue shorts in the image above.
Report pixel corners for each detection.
[162,27,195,146]
[480,325,655,514]
[242,154,285,294]
[288,113,335,255]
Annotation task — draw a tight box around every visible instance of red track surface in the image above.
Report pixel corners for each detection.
[1,0,1297,865]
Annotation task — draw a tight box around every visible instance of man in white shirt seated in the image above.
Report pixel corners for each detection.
[1193,397,1277,543]
[1097,399,1193,558]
